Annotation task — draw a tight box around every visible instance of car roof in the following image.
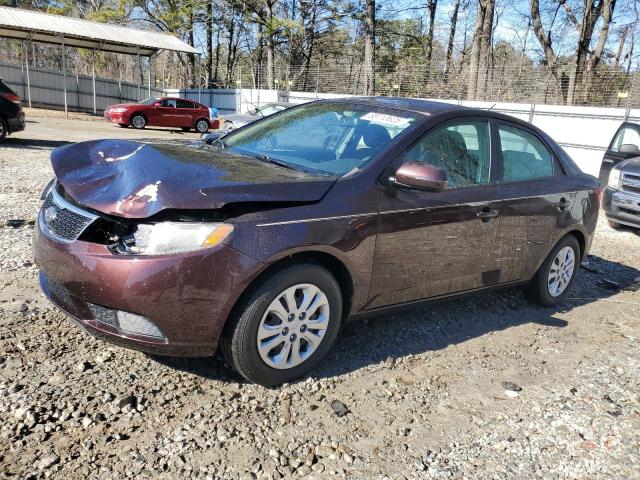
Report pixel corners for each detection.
[318,96,470,115]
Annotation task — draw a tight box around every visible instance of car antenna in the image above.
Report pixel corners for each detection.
[487,103,497,111]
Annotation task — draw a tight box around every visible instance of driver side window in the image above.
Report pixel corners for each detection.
[400,120,491,188]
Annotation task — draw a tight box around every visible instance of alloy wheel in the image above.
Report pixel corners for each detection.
[256,283,330,369]
[132,115,146,129]
[196,120,208,133]
[547,246,575,297]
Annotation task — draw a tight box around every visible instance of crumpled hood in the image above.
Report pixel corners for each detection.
[51,139,337,219]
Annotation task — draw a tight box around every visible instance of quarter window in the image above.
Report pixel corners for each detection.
[400,121,491,188]
[499,125,555,181]
[610,126,640,152]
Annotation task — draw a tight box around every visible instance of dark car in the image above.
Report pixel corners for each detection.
[34,98,601,386]
[0,79,25,142]
[600,122,640,229]
[104,97,217,133]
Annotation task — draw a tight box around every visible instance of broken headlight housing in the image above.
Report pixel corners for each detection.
[117,222,234,255]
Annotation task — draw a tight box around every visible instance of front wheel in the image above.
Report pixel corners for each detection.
[195,119,209,133]
[130,114,146,129]
[221,264,343,387]
[525,235,580,307]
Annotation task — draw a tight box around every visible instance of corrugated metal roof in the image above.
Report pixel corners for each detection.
[0,6,197,56]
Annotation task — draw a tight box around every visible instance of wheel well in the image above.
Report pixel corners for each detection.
[565,230,586,259]
[229,251,354,325]
[196,117,210,125]
[130,111,146,121]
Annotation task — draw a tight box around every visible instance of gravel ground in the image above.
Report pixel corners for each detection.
[1,127,640,479]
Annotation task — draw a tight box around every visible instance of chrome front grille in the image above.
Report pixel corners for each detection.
[39,186,98,242]
[621,173,640,196]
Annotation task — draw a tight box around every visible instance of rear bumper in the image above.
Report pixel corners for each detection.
[7,112,25,133]
[603,187,640,229]
[33,219,262,356]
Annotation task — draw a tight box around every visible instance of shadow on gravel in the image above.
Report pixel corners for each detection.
[4,138,72,149]
[148,254,639,384]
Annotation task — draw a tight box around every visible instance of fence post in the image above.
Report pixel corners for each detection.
[23,40,32,108]
[148,54,152,100]
[92,50,97,115]
[76,74,80,112]
[61,34,68,117]
[528,103,535,123]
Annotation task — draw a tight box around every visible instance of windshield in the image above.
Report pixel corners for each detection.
[140,97,160,105]
[256,104,287,116]
[222,103,418,175]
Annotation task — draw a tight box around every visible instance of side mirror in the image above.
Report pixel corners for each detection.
[393,162,448,192]
[620,143,639,154]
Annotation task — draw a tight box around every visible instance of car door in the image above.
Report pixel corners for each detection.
[599,123,640,185]
[157,98,178,126]
[490,120,574,280]
[368,117,503,309]
[176,99,196,127]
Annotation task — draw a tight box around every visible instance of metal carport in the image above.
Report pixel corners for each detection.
[0,6,197,115]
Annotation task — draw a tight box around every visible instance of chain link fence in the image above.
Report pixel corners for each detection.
[229,61,640,109]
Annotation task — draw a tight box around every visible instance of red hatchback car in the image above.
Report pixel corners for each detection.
[105,97,216,133]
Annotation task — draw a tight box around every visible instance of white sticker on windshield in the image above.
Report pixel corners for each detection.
[361,112,411,127]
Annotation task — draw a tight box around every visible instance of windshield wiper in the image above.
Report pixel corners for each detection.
[254,154,296,170]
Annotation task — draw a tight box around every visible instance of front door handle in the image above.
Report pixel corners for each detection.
[555,197,573,211]
[477,206,499,221]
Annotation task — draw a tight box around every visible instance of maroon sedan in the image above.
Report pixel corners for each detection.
[34,98,600,386]
[104,97,216,132]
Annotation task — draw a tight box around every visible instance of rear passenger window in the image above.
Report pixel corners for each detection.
[177,99,195,109]
[499,125,555,181]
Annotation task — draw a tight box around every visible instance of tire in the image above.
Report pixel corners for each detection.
[130,113,146,129]
[195,119,209,133]
[221,264,343,387]
[607,219,622,230]
[118,123,129,128]
[525,235,580,307]
[0,118,7,142]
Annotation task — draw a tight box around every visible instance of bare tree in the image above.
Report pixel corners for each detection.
[363,0,375,95]
[467,0,495,100]
[424,0,438,79]
[444,0,461,78]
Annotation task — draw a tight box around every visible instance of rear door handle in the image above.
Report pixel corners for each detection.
[476,206,499,221]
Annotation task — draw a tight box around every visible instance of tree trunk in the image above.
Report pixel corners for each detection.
[444,0,460,79]
[614,25,628,68]
[363,0,375,95]
[467,0,494,100]
[424,0,438,82]
[266,2,276,89]
[213,27,221,85]
[188,7,196,89]
[206,0,213,88]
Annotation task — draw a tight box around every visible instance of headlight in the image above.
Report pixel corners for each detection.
[608,167,621,190]
[121,222,234,255]
[110,107,127,113]
[40,178,55,200]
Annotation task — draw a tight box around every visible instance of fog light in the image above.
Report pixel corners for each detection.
[116,311,165,338]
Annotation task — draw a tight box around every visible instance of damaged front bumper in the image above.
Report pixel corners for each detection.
[33,218,262,356]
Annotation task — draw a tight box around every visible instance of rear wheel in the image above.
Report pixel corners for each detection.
[221,264,342,387]
[0,118,7,142]
[525,235,580,306]
[195,119,209,133]
[131,114,146,129]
